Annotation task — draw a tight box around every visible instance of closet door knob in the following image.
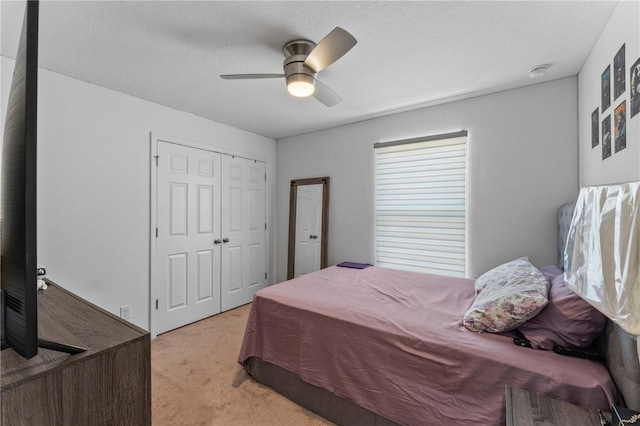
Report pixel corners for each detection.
[214,239,221,244]
[223,238,230,243]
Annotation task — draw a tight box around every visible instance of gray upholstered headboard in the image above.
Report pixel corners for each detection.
[557,203,576,267]
[557,203,640,410]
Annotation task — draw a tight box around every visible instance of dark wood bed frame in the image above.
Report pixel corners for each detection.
[244,203,640,424]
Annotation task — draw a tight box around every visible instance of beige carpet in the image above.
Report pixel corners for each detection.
[151,304,335,426]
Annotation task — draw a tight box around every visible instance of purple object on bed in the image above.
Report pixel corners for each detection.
[518,273,608,349]
[238,266,616,426]
[336,261,372,269]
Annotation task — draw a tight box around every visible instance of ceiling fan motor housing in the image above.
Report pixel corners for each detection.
[283,40,318,87]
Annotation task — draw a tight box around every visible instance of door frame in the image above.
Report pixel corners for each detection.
[149,132,268,338]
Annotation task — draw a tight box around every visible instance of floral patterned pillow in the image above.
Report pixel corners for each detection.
[463,257,550,333]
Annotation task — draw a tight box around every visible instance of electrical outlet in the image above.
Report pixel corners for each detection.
[120,305,131,320]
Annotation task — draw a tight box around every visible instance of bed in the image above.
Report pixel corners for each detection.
[238,202,640,425]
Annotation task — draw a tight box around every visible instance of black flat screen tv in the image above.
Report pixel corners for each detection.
[1,0,84,359]
[1,0,41,359]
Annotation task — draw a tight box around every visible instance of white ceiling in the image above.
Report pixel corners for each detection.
[1,1,618,140]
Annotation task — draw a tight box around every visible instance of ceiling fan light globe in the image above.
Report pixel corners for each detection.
[288,81,315,97]
[286,74,316,97]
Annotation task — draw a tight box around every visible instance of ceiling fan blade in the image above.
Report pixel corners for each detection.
[304,27,357,73]
[220,74,285,80]
[313,79,341,107]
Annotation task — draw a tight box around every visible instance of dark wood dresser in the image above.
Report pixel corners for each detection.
[1,280,151,425]
[505,386,604,425]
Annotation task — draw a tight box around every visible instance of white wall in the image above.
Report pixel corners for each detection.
[1,57,276,330]
[277,78,579,282]
[578,1,640,186]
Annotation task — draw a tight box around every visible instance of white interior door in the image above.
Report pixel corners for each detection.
[221,155,267,311]
[294,184,323,277]
[156,142,222,334]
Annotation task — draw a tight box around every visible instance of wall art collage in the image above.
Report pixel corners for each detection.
[592,43,640,160]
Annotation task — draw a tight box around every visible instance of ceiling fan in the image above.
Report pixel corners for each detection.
[220,27,357,107]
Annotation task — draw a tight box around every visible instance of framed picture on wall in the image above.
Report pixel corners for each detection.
[602,65,611,111]
[592,108,599,148]
[614,44,625,100]
[631,57,640,118]
[602,114,611,160]
[614,101,626,153]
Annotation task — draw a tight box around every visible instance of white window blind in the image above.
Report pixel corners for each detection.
[375,131,467,277]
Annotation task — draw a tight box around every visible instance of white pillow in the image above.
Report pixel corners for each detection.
[463,257,550,333]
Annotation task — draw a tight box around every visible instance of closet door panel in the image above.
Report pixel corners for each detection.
[221,156,267,311]
[156,142,222,334]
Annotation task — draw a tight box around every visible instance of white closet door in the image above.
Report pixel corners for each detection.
[156,142,221,334]
[220,155,267,311]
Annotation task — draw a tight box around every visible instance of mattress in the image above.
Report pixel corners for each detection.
[238,265,616,425]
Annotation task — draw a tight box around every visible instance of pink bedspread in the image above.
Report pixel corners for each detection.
[238,266,616,425]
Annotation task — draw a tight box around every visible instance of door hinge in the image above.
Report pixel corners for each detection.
[265,222,267,230]
[154,155,159,166]
[156,227,158,238]
[264,173,267,181]
[155,299,159,310]
[265,272,267,280]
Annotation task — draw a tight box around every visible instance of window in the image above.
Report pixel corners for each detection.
[374,131,467,277]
